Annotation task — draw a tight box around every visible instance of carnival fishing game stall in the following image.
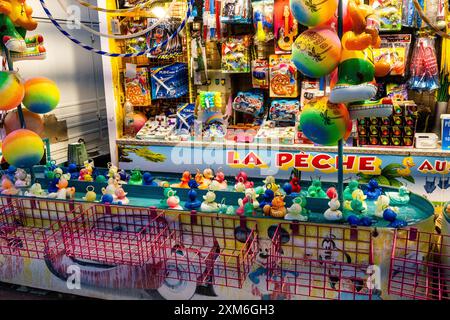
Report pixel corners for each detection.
[0,0,449,300]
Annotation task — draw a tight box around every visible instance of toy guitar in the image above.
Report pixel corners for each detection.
[277,5,298,52]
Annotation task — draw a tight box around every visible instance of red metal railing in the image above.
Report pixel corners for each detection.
[388,229,450,300]
[62,204,169,266]
[154,211,258,288]
[0,198,81,259]
[267,222,374,300]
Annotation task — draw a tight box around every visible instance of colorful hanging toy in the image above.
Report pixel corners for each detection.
[22,77,60,114]
[0,71,25,111]
[2,129,44,167]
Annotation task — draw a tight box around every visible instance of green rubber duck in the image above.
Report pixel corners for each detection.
[344,180,359,201]
[128,169,143,185]
[307,179,327,198]
[160,187,175,208]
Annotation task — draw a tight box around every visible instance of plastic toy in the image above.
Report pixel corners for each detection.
[118,169,130,183]
[48,176,75,200]
[347,215,373,226]
[285,197,308,221]
[221,36,250,73]
[274,1,298,53]
[259,188,275,209]
[142,172,157,186]
[386,186,410,206]
[95,175,107,183]
[201,190,220,212]
[251,59,269,89]
[171,170,191,188]
[235,179,246,193]
[269,55,298,98]
[282,182,293,195]
[209,169,227,190]
[252,0,274,43]
[22,77,60,114]
[67,163,79,180]
[150,63,188,99]
[329,0,381,106]
[0,71,24,111]
[4,165,16,181]
[344,180,360,201]
[299,97,351,146]
[2,129,44,168]
[324,197,343,221]
[47,176,59,193]
[364,179,382,200]
[269,100,300,123]
[24,183,47,197]
[4,108,44,136]
[307,179,327,198]
[78,168,93,182]
[236,190,256,216]
[82,186,97,202]
[102,179,118,199]
[326,187,338,200]
[291,27,342,78]
[114,188,129,205]
[1,177,19,195]
[232,91,265,117]
[350,189,368,214]
[14,168,30,187]
[159,187,174,209]
[194,169,208,190]
[270,194,287,218]
[128,169,143,185]
[290,0,338,27]
[218,198,236,215]
[235,171,254,189]
[124,67,151,106]
[101,193,114,204]
[107,162,118,179]
[374,194,390,218]
[185,180,201,210]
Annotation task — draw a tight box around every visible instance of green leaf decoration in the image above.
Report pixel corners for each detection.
[375,176,391,186]
[381,163,404,177]
[389,178,403,187]
[401,175,415,184]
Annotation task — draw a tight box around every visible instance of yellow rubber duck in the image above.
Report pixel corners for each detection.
[396,157,415,177]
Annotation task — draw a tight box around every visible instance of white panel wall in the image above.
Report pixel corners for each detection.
[13,0,109,164]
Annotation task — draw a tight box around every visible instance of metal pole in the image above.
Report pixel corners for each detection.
[337,0,344,206]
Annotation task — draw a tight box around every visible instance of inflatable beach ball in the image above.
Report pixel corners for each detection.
[0,71,25,111]
[299,96,350,146]
[2,129,44,167]
[22,77,60,114]
[290,0,338,27]
[133,112,147,132]
[291,27,341,78]
[4,109,44,136]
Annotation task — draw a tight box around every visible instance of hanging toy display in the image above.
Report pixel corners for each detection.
[4,108,44,136]
[408,35,440,92]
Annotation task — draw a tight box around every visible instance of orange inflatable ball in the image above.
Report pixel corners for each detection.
[133,112,147,132]
[2,129,45,168]
[4,109,44,136]
[0,71,25,111]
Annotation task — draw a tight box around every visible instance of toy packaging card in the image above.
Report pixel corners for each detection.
[386,83,408,101]
[370,0,403,31]
[147,18,183,58]
[175,103,195,135]
[221,0,252,24]
[373,34,411,76]
[150,63,188,99]
[124,67,152,106]
[252,0,275,44]
[221,36,251,73]
[232,91,265,117]
[122,17,148,54]
[269,99,300,123]
[251,59,269,89]
[274,0,298,54]
[299,79,327,107]
[269,55,298,98]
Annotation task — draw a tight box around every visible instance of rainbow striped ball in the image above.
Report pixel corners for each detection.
[22,77,60,114]
[291,27,341,78]
[2,129,44,167]
[0,71,25,111]
[290,0,338,27]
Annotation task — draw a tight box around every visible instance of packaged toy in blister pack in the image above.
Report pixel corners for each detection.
[147,18,183,58]
[199,108,227,141]
[373,34,411,77]
[198,91,223,110]
[150,63,188,99]
[408,36,440,92]
[175,103,195,136]
[232,91,265,117]
[221,0,252,24]
[274,0,298,53]
[251,59,269,89]
[123,17,148,54]
[300,80,326,108]
[269,100,300,123]
[403,0,447,29]
[252,0,274,44]
[221,36,251,73]
[269,54,298,98]
[370,0,402,31]
[386,83,408,101]
[124,67,151,106]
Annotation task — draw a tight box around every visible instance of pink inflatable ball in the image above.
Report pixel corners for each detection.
[133,112,147,132]
[4,109,44,136]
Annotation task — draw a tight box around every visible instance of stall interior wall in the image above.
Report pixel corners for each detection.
[16,1,109,164]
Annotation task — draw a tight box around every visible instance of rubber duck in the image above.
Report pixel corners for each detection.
[324,197,343,221]
[235,171,254,189]
[79,168,93,182]
[107,162,119,179]
[160,187,175,209]
[347,215,373,226]
[142,172,158,186]
[82,186,97,202]
[285,197,308,221]
[67,163,79,180]
[344,180,360,201]
[101,193,114,204]
[185,180,201,210]
[14,168,31,187]
[326,187,338,199]
[102,179,118,200]
[396,157,415,177]
[160,181,170,188]
[194,169,210,190]
[171,170,191,188]
[263,176,279,193]
[270,195,287,218]
[218,198,236,215]
[364,179,382,200]
[47,176,59,193]
[383,208,407,228]
[236,192,255,216]
[48,176,73,199]
[45,162,57,179]
[307,179,327,198]
[200,168,214,188]
[386,186,410,206]
[5,166,17,181]
[289,175,301,193]
[201,191,220,212]
[128,169,143,185]
[350,189,368,214]
[234,179,246,192]
[84,159,95,174]
[54,168,71,181]
[114,187,129,205]
[209,169,227,191]
[259,189,274,209]
[374,195,390,218]
[95,175,107,183]
[118,169,130,183]
[1,177,19,196]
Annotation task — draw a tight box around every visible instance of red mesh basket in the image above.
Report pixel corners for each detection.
[388,228,450,300]
[154,211,258,288]
[0,197,81,259]
[62,204,169,266]
[267,222,374,300]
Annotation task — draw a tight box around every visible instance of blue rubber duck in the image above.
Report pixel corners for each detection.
[185,179,201,210]
[67,163,79,180]
[101,193,114,204]
[47,177,59,193]
[142,172,158,186]
[364,179,382,200]
[259,189,274,209]
[5,165,16,181]
[383,208,407,228]
[119,169,130,182]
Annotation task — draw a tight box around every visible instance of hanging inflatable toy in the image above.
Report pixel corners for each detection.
[22,77,60,114]
[290,0,338,27]
[299,96,350,146]
[329,0,386,117]
[4,108,44,136]
[0,71,24,111]
[2,129,44,167]
[291,27,342,78]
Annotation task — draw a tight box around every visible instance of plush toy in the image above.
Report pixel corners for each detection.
[329,0,383,115]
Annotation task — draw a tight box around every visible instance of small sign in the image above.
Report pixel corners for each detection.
[441,114,450,150]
